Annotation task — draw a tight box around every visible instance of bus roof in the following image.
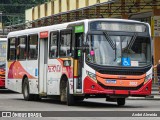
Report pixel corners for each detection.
[7,18,150,38]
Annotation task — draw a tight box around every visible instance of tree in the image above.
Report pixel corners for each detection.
[0,0,48,26]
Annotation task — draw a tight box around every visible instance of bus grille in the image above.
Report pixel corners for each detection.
[98,70,145,75]
[97,81,143,90]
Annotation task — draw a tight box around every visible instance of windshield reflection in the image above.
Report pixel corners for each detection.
[86,34,151,67]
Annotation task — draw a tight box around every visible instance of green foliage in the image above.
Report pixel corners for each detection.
[0,0,48,26]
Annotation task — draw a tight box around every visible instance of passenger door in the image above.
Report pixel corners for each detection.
[38,31,48,95]
[73,25,84,93]
[47,31,60,95]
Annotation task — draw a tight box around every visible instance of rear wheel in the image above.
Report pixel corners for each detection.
[22,78,34,101]
[117,98,125,106]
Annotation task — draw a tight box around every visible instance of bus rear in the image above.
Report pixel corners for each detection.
[81,20,152,105]
[0,38,7,88]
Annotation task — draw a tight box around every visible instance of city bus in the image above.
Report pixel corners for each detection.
[0,38,7,88]
[6,19,152,106]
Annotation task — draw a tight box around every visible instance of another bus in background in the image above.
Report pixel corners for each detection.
[0,38,7,88]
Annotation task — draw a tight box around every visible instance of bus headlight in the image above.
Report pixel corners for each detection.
[145,74,152,83]
[86,71,97,81]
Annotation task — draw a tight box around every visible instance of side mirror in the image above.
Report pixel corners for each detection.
[63,60,71,67]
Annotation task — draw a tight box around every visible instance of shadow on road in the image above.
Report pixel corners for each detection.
[71,100,142,108]
[0,89,18,94]
[12,97,144,109]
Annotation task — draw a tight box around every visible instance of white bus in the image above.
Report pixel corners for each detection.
[0,38,7,88]
[6,19,152,106]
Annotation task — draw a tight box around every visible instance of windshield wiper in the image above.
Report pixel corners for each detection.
[127,33,137,49]
[103,32,115,50]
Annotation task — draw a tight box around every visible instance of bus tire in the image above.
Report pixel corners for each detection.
[117,98,125,106]
[22,78,34,101]
[60,77,67,102]
[66,81,75,106]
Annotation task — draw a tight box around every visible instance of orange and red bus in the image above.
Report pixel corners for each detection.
[6,19,152,106]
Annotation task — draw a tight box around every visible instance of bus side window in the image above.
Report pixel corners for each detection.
[49,31,58,58]
[59,30,72,57]
[28,34,38,60]
[8,38,16,60]
[17,36,27,60]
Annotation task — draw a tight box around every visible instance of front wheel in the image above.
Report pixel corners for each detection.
[117,98,125,106]
[22,78,34,101]
[66,81,75,106]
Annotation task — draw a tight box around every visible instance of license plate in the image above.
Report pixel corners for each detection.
[106,79,116,84]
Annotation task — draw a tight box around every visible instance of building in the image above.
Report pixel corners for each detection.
[7,0,160,83]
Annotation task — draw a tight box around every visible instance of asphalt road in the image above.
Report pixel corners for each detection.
[0,89,160,120]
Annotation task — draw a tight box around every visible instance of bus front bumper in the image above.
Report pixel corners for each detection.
[83,76,152,97]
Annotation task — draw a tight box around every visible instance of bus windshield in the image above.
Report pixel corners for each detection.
[86,33,151,67]
[0,41,6,67]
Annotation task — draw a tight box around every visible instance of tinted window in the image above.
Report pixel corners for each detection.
[49,32,58,58]
[28,35,38,60]
[17,36,26,60]
[59,30,72,57]
[8,38,16,60]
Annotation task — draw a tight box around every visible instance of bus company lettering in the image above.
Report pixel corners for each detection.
[48,65,61,72]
